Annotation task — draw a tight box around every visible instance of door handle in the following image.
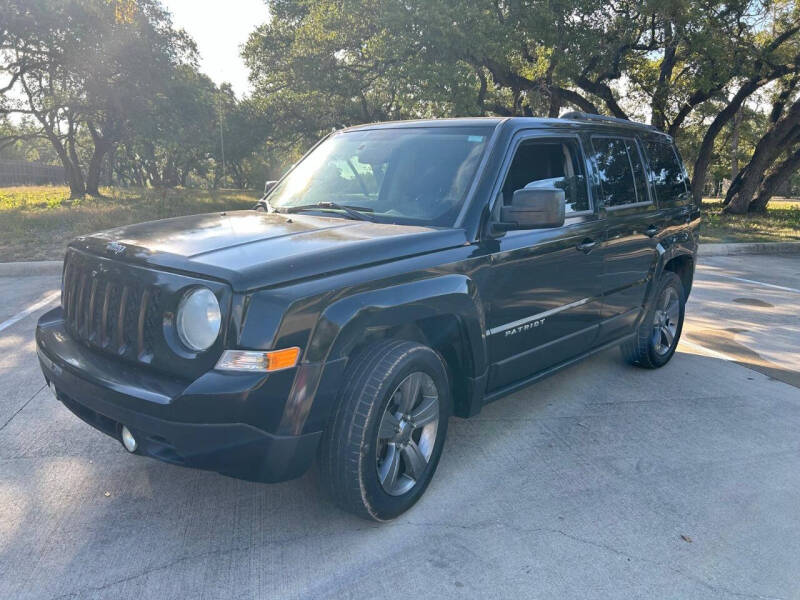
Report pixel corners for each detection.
[576,238,598,253]
[645,225,660,238]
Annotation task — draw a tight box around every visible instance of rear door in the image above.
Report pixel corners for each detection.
[587,135,663,344]
[480,132,605,391]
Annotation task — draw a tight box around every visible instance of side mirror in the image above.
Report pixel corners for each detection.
[495,187,565,231]
[263,180,278,195]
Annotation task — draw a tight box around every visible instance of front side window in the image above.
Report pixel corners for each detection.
[590,136,650,207]
[499,138,590,214]
[267,127,493,226]
[644,140,688,203]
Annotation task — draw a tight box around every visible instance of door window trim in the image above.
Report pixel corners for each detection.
[590,135,654,211]
[487,131,595,219]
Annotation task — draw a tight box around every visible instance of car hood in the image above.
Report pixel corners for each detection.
[69,210,468,291]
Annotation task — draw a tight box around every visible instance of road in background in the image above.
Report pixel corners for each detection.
[1,255,798,600]
[685,255,800,387]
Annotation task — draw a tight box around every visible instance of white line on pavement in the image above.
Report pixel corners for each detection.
[0,291,61,333]
[702,272,800,294]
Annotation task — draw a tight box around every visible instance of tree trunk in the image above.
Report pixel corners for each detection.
[751,144,800,211]
[106,145,116,186]
[551,86,599,114]
[86,140,110,196]
[47,133,85,197]
[731,108,741,181]
[65,116,84,194]
[575,76,628,119]
[86,121,117,196]
[691,79,762,204]
[669,83,727,138]
[65,163,86,198]
[547,87,562,118]
[652,21,678,132]
[476,69,488,115]
[30,111,85,197]
[724,100,800,213]
[689,32,800,203]
[669,26,800,139]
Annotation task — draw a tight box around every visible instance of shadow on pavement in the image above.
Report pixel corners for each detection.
[685,327,800,389]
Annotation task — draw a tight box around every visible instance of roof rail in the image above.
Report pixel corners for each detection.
[560,111,658,131]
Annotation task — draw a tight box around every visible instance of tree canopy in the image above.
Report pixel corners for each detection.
[2,0,800,212]
[243,0,800,212]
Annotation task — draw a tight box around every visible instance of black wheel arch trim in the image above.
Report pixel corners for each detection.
[309,274,488,372]
[641,241,696,318]
[281,275,489,432]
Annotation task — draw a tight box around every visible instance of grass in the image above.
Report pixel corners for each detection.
[699,198,800,244]
[1,186,798,261]
[0,186,259,262]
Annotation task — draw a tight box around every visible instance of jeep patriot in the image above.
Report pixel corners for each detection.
[36,113,699,520]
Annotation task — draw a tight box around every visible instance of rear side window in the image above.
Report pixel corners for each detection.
[644,140,688,203]
[590,137,650,207]
[500,137,590,213]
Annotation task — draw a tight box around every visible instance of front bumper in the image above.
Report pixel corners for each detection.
[36,308,321,482]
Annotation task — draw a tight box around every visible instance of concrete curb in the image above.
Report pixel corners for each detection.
[0,260,62,277]
[1,241,797,276]
[699,242,800,257]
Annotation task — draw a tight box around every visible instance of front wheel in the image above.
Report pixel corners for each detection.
[621,271,685,368]
[319,340,450,521]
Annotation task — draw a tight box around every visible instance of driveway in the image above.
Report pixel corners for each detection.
[1,255,799,599]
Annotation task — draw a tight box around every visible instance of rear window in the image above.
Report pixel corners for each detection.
[590,137,650,207]
[644,140,688,203]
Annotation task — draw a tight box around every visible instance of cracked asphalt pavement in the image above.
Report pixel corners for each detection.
[1,255,799,599]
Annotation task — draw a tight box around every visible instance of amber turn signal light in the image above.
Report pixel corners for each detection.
[215,347,300,372]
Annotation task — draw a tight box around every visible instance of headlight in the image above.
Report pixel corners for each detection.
[176,287,221,352]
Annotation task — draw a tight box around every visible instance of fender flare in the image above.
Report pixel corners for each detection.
[644,242,696,310]
[306,273,488,377]
[277,274,489,435]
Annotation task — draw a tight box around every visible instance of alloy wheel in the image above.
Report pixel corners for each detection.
[376,371,440,496]
[652,286,680,356]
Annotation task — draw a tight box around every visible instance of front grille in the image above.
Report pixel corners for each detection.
[62,251,162,362]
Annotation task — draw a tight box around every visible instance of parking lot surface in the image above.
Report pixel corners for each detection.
[1,255,799,599]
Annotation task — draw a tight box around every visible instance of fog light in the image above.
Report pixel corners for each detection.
[120,426,137,453]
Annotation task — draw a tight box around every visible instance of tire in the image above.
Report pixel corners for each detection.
[319,339,451,521]
[621,271,685,369]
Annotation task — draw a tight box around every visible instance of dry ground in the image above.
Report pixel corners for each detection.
[0,186,259,261]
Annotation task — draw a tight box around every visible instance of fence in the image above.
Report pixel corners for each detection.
[0,159,66,186]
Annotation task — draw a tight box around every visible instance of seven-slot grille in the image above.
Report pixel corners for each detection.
[61,251,162,362]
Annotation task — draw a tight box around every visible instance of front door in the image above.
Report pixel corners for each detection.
[479,133,605,391]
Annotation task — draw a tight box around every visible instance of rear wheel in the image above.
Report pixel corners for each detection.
[319,340,450,521]
[622,271,685,368]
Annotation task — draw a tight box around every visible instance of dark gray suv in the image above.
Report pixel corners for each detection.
[37,113,699,520]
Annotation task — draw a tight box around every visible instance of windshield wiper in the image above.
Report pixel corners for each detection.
[283,202,374,221]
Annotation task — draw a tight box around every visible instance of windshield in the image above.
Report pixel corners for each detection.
[267,126,494,226]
